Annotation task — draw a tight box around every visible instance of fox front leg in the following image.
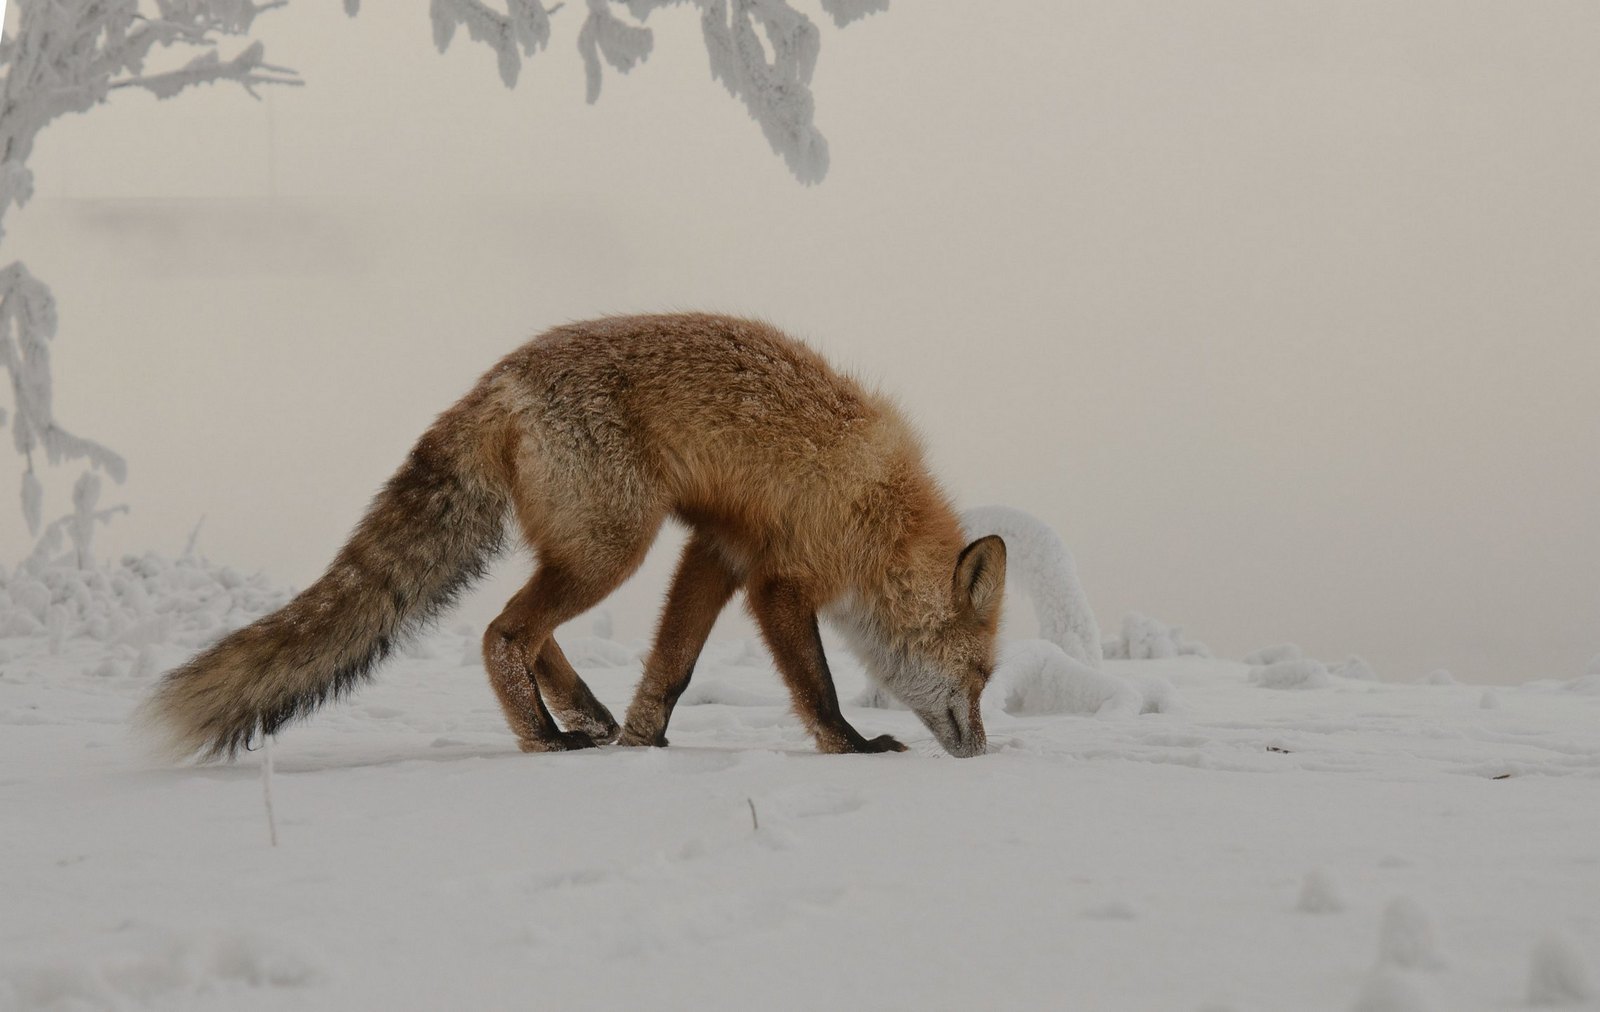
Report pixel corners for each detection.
[748,578,907,755]
[619,534,741,747]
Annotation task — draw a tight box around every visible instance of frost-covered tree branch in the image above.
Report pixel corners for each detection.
[346,0,888,185]
[28,471,129,570]
[0,262,126,535]
[0,1,298,534]
[0,1,302,234]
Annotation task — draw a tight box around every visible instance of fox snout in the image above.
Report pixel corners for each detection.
[921,696,987,758]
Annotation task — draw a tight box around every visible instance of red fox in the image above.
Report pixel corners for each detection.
[141,314,1005,759]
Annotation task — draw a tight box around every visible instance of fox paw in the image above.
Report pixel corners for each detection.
[557,712,620,744]
[825,732,907,754]
[616,726,669,748]
[856,734,908,754]
[517,730,598,753]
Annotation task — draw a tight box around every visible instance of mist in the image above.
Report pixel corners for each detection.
[5,1,1596,683]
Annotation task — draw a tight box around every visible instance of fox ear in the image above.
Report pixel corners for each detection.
[954,535,1006,625]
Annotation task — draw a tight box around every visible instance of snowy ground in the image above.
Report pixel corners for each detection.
[2,560,1597,1011]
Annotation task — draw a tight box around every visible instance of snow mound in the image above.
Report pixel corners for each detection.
[0,553,290,648]
[1244,647,1379,683]
[1103,611,1211,660]
[1528,933,1593,1005]
[1559,673,1600,695]
[1377,897,1446,970]
[1249,659,1332,690]
[1245,643,1303,666]
[0,928,323,1010]
[1297,868,1345,914]
[1424,669,1458,686]
[1352,966,1436,1012]
[961,505,1102,670]
[991,639,1177,718]
[1331,655,1380,681]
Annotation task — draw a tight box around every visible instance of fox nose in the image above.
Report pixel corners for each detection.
[942,706,987,757]
[948,734,987,758]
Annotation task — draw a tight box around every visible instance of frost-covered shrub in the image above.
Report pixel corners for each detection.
[0,551,290,649]
[1103,612,1211,661]
[1244,642,1302,666]
[1248,659,1331,690]
[961,505,1103,670]
[990,639,1177,718]
[1330,655,1379,681]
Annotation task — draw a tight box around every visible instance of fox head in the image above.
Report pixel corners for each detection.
[836,535,1006,757]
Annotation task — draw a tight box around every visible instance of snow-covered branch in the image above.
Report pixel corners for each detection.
[110,40,302,99]
[348,0,886,184]
[27,471,129,570]
[0,1,302,238]
[578,0,652,102]
[698,0,828,183]
[0,1,297,535]
[0,263,127,534]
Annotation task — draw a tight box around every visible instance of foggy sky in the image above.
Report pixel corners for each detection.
[5,2,1597,683]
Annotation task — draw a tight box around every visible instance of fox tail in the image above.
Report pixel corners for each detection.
[138,421,506,760]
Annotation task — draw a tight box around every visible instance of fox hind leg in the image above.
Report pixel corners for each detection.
[484,545,653,753]
[536,638,620,742]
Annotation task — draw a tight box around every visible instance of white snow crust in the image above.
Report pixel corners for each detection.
[1527,933,1594,1006]
[2,554,1598,1011]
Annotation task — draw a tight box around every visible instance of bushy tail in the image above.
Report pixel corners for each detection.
[139,424,507,761]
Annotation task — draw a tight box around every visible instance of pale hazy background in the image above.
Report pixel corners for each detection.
[3,2,1596,683]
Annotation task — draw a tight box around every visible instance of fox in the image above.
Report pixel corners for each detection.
[140,313,1005,760]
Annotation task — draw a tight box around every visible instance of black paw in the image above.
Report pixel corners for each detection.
[852,733,908,754]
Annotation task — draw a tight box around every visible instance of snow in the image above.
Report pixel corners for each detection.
[1376,897,1446,971]
[2,556,1599,1010]
[1352,967,1437,1012]
[1298,868,1346,914]
[1528,934,1594,1006]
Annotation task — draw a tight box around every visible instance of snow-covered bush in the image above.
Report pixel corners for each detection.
[1244,642,1302,666]
[990,639,1176,719]
[0,551,290,648]
[960,504,1102,670]
[1243,647,1380,687]
[1103,612,1211,661]
[1248,658,1332,690]
[1330,654,1379,681]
